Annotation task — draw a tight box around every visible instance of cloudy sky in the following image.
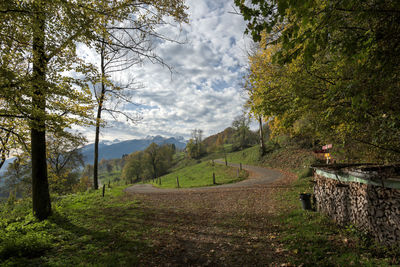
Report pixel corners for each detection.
[79,0,252,142]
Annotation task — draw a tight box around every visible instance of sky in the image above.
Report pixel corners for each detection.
[77,0,252,143]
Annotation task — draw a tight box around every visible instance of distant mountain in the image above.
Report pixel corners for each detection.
[0,157,16,176]
[80,135,186,164]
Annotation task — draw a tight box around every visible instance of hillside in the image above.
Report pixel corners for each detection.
[202,127,235,148]
[1,144,397,266]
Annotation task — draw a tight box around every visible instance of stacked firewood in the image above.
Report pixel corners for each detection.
[314,173,400,245]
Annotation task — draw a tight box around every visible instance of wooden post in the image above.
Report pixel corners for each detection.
[224,151,228,166]
[102,184,105,197]
[259,115,265,156]
[176,176,180,188]
[240,163,242,170]
[213,172,216,185]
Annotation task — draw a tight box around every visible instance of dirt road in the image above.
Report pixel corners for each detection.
[124,162,296,266]
[124,160,282,194]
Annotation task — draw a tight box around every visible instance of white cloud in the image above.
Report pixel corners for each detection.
[77,0,251,142]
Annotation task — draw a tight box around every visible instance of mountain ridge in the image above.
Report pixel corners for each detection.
[80,135,186,164]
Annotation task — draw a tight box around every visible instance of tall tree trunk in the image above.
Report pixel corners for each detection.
[31,3,51,220]
[0,155,5,171]
[93,42,107,190]
[259,116,265,156]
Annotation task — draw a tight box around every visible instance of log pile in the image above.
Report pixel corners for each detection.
[314,173,400,245]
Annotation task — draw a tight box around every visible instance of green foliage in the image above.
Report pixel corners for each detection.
[229,142,398,265]
[0,186,149,265]
[1,156,31,198]
[121,151,143,183]
[152,161,247,189]
[227,143,318,172]
[201,127,236,153]
[0,144,397,265]
[226,146,262,165]
[47,132,86,195]
[186,129,206,159]
[121,143,175,183]
[271,174,399,266]
[240,0,400,163]
[231,114,258,151]
[297,167,313,179]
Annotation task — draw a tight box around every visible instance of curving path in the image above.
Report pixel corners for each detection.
[124,160,282,194]
[123,160,297,266]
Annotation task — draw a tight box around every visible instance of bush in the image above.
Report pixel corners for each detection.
[298,167,314,179]
[264,140,280,153]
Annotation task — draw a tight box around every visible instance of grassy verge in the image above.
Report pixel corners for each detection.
[272,176,399,266]
[151,161,247,189]
[99,169,122,185]
[227,144,399,265]
[0,186,151,266]
[226,146,261,165]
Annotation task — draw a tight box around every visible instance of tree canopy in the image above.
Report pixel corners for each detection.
[121,143,175,183]
[238,0,400,162]
[0,0,187,219]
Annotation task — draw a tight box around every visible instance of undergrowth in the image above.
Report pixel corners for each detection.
[272,176,400,266]
[0,186,150,266]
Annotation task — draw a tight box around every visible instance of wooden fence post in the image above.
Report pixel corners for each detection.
[213,172,216,185]
[176,176,180,188]
[102,184,105,197]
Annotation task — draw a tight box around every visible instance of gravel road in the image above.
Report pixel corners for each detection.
[124,160,282,194]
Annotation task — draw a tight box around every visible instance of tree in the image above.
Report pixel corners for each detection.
[139,143,175,182]
[0,0,158,220]
[106,163,113,174]
[0,0,102,220]
[144,143,161,181]
[235,0,400,161]
[91,0,188,190]
[216,134,224,148]
[186,129,205,159]
[239,1,400,162]
[1,155,31,198]
[258,115,266,156]
[46,133,85,194]
[185,139,197,159]
[0,117,27,170]
[232,114,254,151]
[121,151,143,183]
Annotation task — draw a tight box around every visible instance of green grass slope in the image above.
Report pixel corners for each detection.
[1,143,397,266]
[151,161,247,189]
[0,186,152,266]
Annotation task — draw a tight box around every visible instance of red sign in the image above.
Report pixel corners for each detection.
[322,144,332,150]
